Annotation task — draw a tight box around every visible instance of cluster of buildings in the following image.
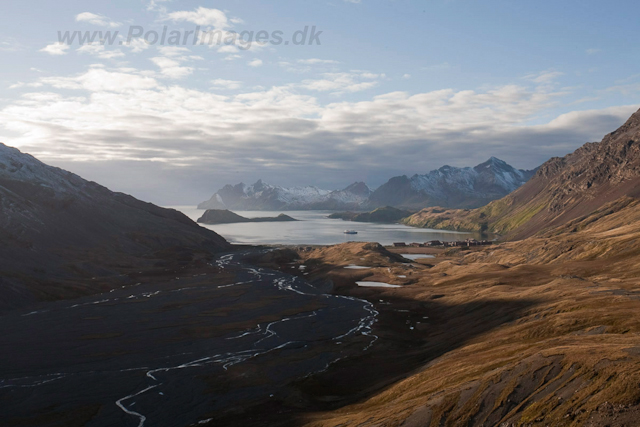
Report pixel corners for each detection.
[393,239,494,248]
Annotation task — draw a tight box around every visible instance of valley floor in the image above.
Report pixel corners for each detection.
[5,199,640,427]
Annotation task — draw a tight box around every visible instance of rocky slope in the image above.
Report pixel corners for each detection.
[403,108,640,239]
[0,143,229,311]
[368,157,536,209]
[198,180,373,211]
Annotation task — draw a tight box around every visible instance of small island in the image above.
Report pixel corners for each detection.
[197,209,298,225]
[328,206,413,223]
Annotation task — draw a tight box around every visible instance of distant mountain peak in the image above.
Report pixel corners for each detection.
[401,107,640,240]
[198,158,537,211]
[342,181,372,197]
[198,180,371,210]
[249,179,270,193]
[474,157,515,173]
[368,158,536,210]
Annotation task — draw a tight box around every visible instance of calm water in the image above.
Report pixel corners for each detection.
[170,206,476,246]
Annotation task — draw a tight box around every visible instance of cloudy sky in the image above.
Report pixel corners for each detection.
[1,0,640,204]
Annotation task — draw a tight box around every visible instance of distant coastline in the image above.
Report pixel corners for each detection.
[197,209,298,225]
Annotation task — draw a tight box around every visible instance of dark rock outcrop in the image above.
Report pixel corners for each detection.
[197,209,297,224]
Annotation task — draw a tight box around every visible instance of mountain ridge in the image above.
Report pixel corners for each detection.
[198,157,535,211]
[198,180,373,211]
[367,156,536,209]
[402,107,640,239]
[0,142,229,311]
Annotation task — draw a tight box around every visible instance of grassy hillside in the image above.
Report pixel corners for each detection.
[299,196,640,426]
[402,108,640,240]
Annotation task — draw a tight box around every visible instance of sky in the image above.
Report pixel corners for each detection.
[1,0,640,204]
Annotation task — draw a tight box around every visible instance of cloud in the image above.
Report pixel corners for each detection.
[77,44,125,59]
[9,82,44,89]
[150,57,194,79]
[586,48,602,55]
[279,61,311,74]
[2,65,638,205]
[211,79,242,90]
[157,46,191,57]
[146,0,170,13]
[297,58,340,65]
[524,70,564,85]
[122,37,150,53]
[167,7,229,28]
[300,71,381,94]
[604,83,640,96]
[402,74,411,79]
[36,68,158,92]
[218,45,239,54]
[248,59,263,67]
[0,38,25,52]
[156,46,203,61]
[76,12,121,28]
[40,43,69,55]
[147,48,201,79]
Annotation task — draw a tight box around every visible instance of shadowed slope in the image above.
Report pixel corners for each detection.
[0,143,229,310]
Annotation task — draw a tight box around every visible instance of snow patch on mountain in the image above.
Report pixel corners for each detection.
[406,157,528,198]
[198,158,536,211]
[0,143,87,196]
[367,157,536,209]
[198,180,372,210]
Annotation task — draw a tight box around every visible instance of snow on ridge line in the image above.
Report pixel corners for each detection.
[408,160,528,196]
[0,143,89,195]
[200,179,373,210]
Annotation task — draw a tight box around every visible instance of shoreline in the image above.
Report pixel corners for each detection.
[168,206,479,247]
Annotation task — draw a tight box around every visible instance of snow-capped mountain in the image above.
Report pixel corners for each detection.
[198,158,535,211]
[198,179,373,211]
[367,157,536,209]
